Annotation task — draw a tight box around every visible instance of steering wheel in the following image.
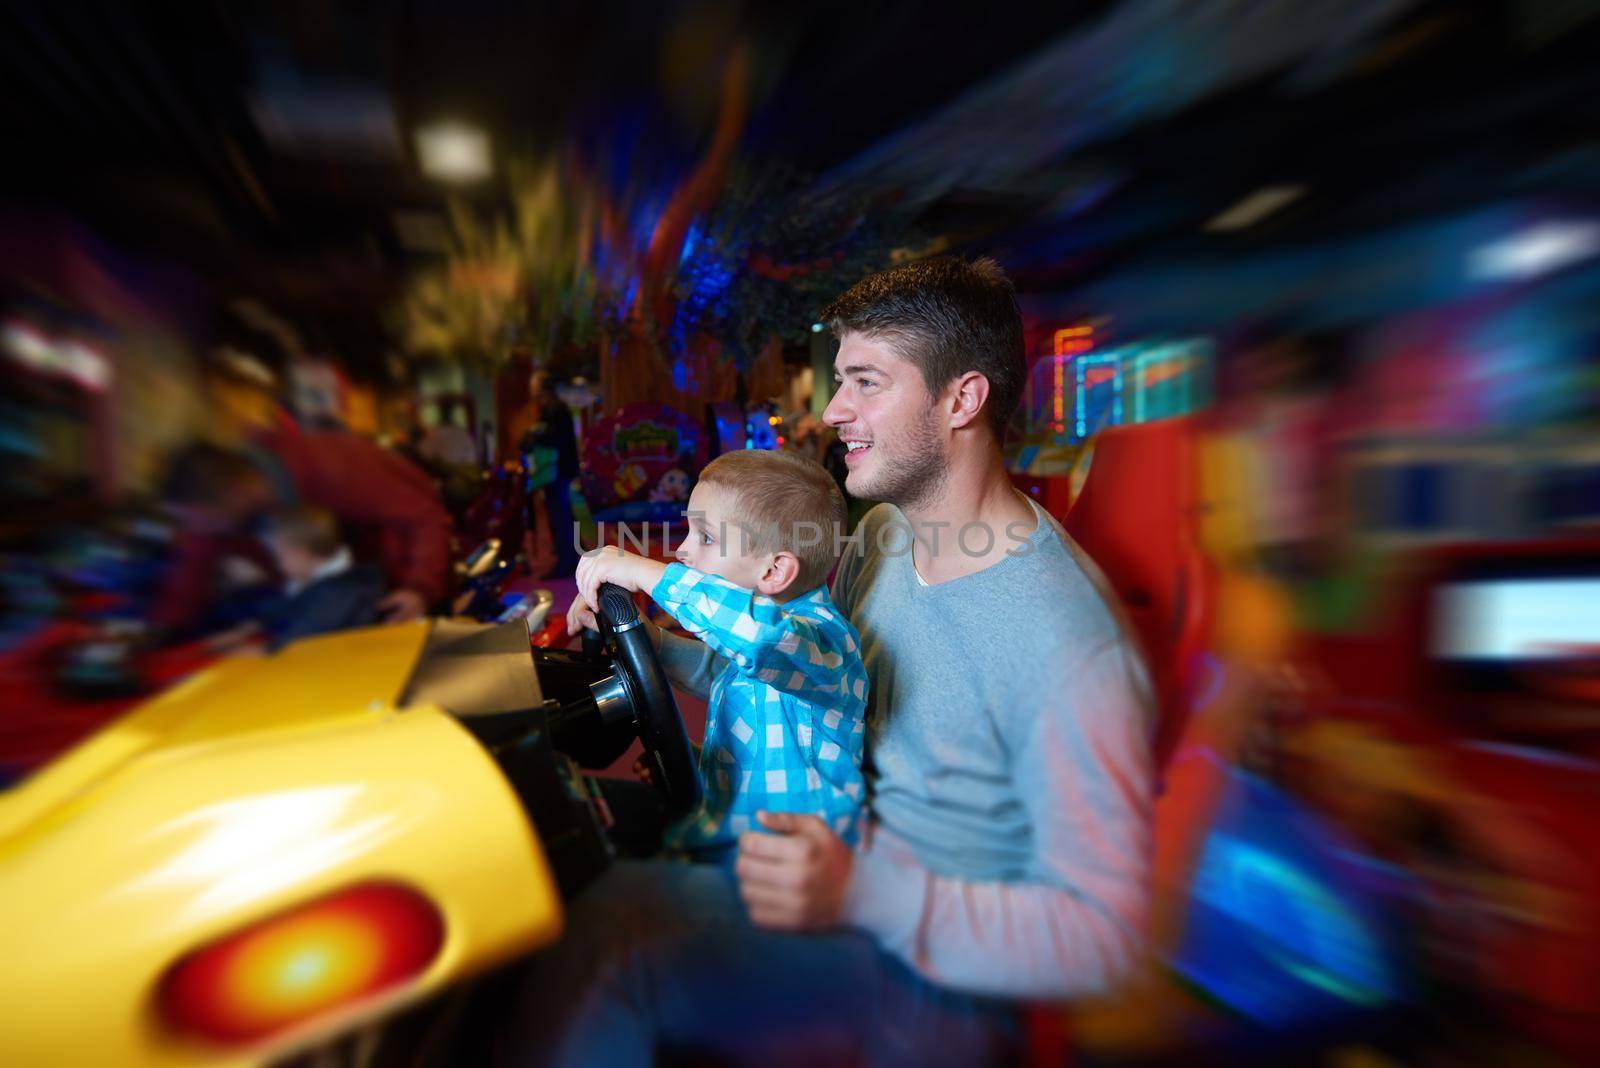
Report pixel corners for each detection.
[593,583,703,818]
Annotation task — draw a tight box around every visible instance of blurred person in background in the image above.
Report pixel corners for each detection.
[417,412,490,516]
[148,323,452,635]
[255,504,383,649]
[208,504,383,653]
[511,367,582,578]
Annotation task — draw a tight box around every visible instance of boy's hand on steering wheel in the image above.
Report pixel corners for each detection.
[574,546,668,615]
[735,812,853,932]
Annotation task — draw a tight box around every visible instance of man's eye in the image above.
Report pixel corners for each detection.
[858,378,877,390]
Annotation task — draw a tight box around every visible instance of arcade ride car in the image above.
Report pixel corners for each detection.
[0,584,698,1067]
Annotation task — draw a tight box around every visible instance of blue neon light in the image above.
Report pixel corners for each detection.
[1074,353,1123,439]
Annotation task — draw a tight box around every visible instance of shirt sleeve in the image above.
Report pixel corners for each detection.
[841,639,1154,1000]
[651,564,856,705]
[655,630,728,700]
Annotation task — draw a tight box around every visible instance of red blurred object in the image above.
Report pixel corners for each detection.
[159,881,443,1045]
[1009,471,1074,523]
[1064,416,1214,776]
[1296,537,1600,1057]
[0,622,218,778]
[460,461,530,557]
[528,614,570,649]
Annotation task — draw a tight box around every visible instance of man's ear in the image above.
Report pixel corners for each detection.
[946,371,991,431]
[756,551,801,598]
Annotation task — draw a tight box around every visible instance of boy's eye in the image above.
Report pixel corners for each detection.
[700,531,714,546]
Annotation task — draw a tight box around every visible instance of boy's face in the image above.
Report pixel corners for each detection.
[675,482,772,591]
[265,534,321,586]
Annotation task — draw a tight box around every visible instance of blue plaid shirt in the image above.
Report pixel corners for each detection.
[650,562,868,855]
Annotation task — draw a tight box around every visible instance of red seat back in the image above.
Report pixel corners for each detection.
[1065,417,1212,773]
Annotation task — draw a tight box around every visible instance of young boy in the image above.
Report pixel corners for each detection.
[568,450,867,861]
[257,505,384,651]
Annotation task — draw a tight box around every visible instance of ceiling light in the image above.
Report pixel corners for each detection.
[1469,221,1600,281]
[1204,185,1307,232]
[415,123,491,182]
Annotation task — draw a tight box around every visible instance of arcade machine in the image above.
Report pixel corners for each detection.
[704,400,785,456]
[580,403,701,538]
[1009,325,1211,522]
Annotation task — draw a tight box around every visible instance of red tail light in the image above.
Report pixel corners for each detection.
[158,882,444,1045]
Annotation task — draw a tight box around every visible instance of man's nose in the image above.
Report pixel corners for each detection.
[822,389,850,428]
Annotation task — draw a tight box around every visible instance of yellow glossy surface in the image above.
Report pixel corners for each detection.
[0,622,563,1067]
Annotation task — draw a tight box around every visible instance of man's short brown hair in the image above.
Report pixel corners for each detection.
[820,256,1026,439]
[696,450,845,592]
[262,504,344,559]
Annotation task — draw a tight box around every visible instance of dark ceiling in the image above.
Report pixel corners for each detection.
[3,0,1599,369]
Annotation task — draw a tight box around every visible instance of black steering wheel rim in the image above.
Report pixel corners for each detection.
[595,582,702,818]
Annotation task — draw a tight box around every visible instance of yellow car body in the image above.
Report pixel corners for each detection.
[0,621,563,1067]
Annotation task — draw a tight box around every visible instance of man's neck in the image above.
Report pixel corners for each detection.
[900,447,1036,585]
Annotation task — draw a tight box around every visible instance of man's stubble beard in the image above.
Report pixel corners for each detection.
[851,404,949,512]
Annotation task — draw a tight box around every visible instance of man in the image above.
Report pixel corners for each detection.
[517,257,1153,1066]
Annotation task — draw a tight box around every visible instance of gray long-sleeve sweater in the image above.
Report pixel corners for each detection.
[834,500,1153,1000]
[660,498,1154,1000]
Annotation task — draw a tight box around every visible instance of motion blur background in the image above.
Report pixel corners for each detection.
[3,2,1600,1065]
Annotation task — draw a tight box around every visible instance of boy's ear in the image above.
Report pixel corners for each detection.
[756,551,801,598]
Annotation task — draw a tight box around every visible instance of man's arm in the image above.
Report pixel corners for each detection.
[845,639,1153,999]
[741,639,1154,1001]
[655,630,728,700]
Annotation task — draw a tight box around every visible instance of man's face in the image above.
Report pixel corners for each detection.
[822,332,948,507]
[675,482,768,590]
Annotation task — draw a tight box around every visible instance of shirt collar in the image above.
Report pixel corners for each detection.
[286,545,352,596]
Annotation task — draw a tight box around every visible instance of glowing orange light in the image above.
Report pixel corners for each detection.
[1053,357,1064,432]
[1049,323,1095,432]
[767,415,780,426]
[160,882,443,1046]
[1052,325,1093,355]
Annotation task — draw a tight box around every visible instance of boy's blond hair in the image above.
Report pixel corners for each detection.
[263,504,344,559]
[696,450,846,592]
